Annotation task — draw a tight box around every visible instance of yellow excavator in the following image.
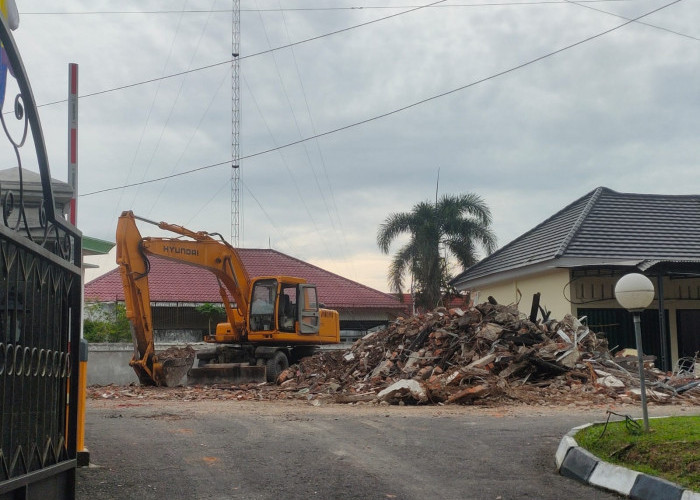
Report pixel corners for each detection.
[115,211,340,386]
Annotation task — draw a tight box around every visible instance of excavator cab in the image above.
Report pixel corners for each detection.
[248,278,323,336]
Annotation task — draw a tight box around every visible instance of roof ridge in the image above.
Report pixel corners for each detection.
[554,186,607,258]
[603,191,700,200]
[451,187,606,283]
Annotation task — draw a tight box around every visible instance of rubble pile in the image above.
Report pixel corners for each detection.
[277,303,700,406]
[158,345,196,361]
[87,303,700,407]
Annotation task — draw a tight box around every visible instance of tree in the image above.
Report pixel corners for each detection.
[83,302,132,343]
[195,303,226,336]
[377,193,497,310]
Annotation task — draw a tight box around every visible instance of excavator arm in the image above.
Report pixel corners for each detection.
[116,211,252,385]
[116,212,163,385]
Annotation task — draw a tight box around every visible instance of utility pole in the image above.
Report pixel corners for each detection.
[231,0,241,246]
[68,63,78,225]
[435,167,440,205]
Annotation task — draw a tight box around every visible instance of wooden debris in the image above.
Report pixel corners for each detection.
[88,302,700,407]
[280,303,700,406]
[446,384,490,404]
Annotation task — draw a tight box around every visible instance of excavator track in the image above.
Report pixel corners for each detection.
[187,363,266,385]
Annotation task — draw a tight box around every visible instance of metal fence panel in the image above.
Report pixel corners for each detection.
[0,14,81,500]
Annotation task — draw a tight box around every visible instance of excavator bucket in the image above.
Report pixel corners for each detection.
[158,356,195,387]
[154,346,196,387]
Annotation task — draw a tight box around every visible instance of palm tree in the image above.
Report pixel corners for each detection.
[377,193,496,309]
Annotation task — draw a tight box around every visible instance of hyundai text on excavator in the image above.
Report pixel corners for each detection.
[115,211,340,387]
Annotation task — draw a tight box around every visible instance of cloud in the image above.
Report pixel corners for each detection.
[6,0,699,292]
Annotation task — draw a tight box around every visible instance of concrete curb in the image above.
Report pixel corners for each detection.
[556,421,700,500]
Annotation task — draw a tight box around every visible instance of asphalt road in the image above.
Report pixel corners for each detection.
[75,399,647,500]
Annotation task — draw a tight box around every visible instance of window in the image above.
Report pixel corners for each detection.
[250,279,277,331]
[278,285,297,332]
[299,285,319,333]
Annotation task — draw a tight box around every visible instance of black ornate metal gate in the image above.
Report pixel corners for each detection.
[0,14,81,500]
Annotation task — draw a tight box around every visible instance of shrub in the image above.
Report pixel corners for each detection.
[83,302,132,343]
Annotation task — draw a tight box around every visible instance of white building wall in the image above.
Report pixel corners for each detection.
[470,268,573,319]
[84,247,118,283]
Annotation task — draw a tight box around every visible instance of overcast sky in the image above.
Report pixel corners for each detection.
[6,0,700,291]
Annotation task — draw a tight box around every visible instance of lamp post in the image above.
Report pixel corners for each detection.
[614,273,655,432]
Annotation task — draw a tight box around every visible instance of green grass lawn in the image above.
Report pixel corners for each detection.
[575,416,700,491]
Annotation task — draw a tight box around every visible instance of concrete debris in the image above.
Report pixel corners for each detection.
[88,302,700,407]
[377,380,428,404]
[476,323,503,342]
[597,375,625,389]
[629,388,670,401]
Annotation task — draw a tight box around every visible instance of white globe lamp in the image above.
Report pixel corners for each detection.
[614,273,655,311]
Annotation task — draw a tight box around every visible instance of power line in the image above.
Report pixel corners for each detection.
[565,0,700,42]
[235,0,685,157]
[241,180,303,256]
[33,59,231,109]
[146,23,232,218]
[26,0,694,114]
[82,160,230,196]
[18,1,641,15]
[30,0,447,110]
[185,173,231,227]
[278,0,358,280]
[21,9,235,15]
[134,1,221,206]
[251,0,335,261]
[80,0,683,199]
[113,3,191,218]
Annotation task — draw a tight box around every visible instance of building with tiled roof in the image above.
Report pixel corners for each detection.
[451,187,700,372]
[85,249,408,342]
[0,168,116,274]
[0,167,72,243]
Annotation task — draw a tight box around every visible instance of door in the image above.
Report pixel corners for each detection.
[298,285,319,334]
[677,310,700,359]
[578,308,670,369]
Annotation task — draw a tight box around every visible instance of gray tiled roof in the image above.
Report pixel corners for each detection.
[0,167,73,201]
[452,187,700,287]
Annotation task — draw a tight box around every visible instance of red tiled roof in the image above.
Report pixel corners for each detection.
[85,249,404,312]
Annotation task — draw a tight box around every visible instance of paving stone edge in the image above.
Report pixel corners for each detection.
[556,419,700,500]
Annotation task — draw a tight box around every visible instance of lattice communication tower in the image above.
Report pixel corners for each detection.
[231,0,241,245]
